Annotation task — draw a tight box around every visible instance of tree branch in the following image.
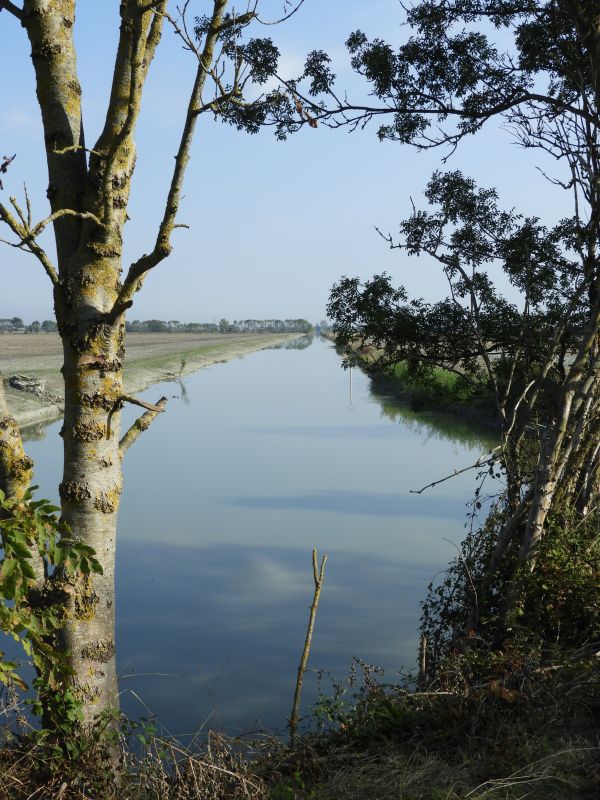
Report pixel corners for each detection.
[120,393,166,414]
[22,207,102,243]
[410,448,501,495]
[22,1,88,266]
[0,0,24,21]
[119,396,167,457]
[113,0,229,314]
[0,200,59,285]
[88,0,168,217]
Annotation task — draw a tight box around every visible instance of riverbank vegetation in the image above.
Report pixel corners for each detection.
[2,650,599,799]
[3,0,600,796]
[342,340,497,423]
[126,318,314,335]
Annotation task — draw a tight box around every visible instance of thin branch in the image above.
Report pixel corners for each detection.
[257,0,305,25]
[410,448,501,495]
[119,396,167,457]
[113,0,228,314]
[22,207,102,243]
[0,201,59,285]
[0,0,23,21]
[290,548,327,744]
[52,144,104,158]
[120,393,166,414]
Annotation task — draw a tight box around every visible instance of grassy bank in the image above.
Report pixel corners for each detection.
[3,649,599,799]
[328,334,499,431]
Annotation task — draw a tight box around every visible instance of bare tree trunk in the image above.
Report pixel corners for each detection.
[0,375,34,502]
[0,375,46,588]
[56,319,125,721]
[0,0,260,728]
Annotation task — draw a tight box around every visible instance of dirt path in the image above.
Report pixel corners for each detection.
[0,332,299,429]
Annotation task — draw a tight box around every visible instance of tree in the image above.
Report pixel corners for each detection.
[146,319,168,333]
[287,2,600,658]
[0,0,299,728]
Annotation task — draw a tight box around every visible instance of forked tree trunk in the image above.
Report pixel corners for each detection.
[0,0,245,728]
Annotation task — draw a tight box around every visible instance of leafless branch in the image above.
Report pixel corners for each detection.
[52,144,104,158]
[120,394,166,414]
[0,200,59,285]
[257,0,305,25]
[0,1,23,21]
[290,547,327,743]
[410,448,501,495]
[119,396,168,457]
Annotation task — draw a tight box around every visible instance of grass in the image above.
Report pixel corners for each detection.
[2,650,600,799]
[372,360,490,409]
[342,340,497,428]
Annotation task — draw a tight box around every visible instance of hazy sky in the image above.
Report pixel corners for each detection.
[0,0,571,324]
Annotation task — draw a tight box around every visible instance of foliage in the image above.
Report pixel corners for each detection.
[312,0,600,661]
[327,170,586,413]
[263,655,600,800]
[273,1,600,152]
[421,500,600,677]
[0,488,102,728]
[2,656,600,799]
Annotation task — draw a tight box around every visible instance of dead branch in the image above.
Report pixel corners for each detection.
[410,447,501,494]
[119,396,167,457]
[120,393,167,414]
[290,548,327,743]
[0,1,23,21]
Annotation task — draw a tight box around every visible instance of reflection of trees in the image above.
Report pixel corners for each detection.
[267,334,314,351]
[21,421,52,442]
[370,381,496,451]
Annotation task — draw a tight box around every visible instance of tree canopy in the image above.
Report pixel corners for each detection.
[304,0,600,666]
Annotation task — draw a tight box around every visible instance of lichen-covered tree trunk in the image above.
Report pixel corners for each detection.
[16,0,159,722]
[57,311,125,719]
[0,0,256,728]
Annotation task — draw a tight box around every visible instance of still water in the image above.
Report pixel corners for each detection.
[21,337,493,737]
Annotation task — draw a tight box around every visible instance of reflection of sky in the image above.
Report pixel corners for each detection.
[116,540,432,736]
[224,488,465,518]
[15,339,491,733]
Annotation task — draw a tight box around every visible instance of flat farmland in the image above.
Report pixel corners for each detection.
[0,331,298,428]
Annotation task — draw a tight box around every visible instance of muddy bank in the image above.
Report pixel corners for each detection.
[0,332,300,429]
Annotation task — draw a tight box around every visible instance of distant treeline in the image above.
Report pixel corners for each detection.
[0,318,57,333]
[1,317,326,335]
[125,318,315,334]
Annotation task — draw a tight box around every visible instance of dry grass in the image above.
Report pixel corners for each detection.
[1,655,600,800]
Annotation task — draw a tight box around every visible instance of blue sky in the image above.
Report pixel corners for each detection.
[0,0,570,324]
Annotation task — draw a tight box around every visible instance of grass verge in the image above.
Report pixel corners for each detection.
[2,648,599,799]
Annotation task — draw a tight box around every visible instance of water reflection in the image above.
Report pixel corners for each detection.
[117,540,432,736]
[9,337,488,734]
[225,489,464,518]
[266,334,314,350]
[21,420,54,442]
[370,382,497,451]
